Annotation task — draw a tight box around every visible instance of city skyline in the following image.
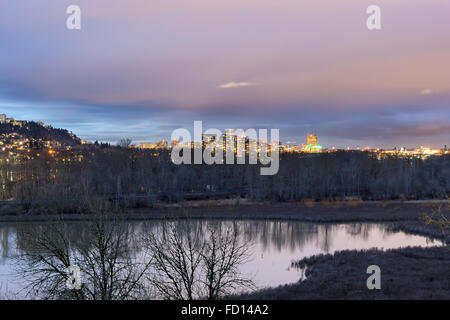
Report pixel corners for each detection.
[1,1,449,148]
[1,112,448,154]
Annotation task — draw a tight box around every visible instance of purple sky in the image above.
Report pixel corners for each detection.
[0,0,449,148]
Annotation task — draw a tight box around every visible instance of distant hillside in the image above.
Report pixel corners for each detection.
[0,121,81,146]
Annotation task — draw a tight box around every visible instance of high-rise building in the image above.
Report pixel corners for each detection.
[0,114,6,124]
[201,134,216,149]
[307,134,318,146]
[303,133,322,152]
[171,139,180,148]
[222,129,237,151]
[202,133,215,143]
[156,140,168,149]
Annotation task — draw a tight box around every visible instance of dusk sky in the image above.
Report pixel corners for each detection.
[1,0,449,148]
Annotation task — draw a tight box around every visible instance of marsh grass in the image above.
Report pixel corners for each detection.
[235,246,449,300]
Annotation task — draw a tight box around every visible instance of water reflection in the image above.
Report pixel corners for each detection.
[0,220,444,295]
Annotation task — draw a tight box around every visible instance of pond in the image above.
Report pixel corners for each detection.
[0,220,444,298]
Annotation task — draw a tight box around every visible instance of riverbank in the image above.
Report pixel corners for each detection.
[235,246,450,300]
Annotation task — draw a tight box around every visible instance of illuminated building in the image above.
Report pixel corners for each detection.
[171,139,180,148]
[0,114,5,124]
[221,129,237,151]
[156,140,168,149]
[139,142,157,149]
[201,134,216,148]
[139,141,169,149]
[201,134,215,143]
[303,133,322,152]
[307,134,318,146]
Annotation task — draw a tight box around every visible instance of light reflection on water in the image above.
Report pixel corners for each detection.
[0,220,444,297]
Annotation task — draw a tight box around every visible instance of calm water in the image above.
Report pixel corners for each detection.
[0,220,444,297]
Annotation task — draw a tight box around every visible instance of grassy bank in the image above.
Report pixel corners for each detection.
[0,200,443,220]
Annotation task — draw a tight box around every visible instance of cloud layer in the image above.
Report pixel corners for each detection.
[217,82,259,89]
[0,0,449,147]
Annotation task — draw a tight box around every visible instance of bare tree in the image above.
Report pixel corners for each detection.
[14,214,152,300]
[201,223,255,299]
[144,220,254,300]
[117,138,132,148]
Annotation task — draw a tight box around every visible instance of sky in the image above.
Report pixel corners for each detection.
[0,0,449,148]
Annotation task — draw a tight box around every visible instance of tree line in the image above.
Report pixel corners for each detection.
[0,147,449,214]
